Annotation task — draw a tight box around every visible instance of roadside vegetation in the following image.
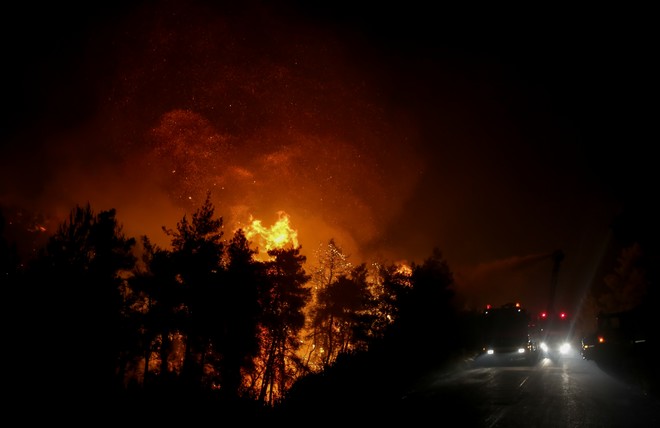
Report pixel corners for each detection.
[2,194,657,421]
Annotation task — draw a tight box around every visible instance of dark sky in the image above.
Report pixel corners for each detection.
[1,1,656,315]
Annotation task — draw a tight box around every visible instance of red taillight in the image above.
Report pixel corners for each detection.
[598,336,605,343]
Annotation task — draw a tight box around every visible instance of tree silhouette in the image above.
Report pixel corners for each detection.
[127,196,271,406]
[279,248,458,419]
[0,210,20,286]
[388,247,456,367]
[343,263,381,351]
[9,193,472,418]
[360,260,412,346]
[161,191,224,393]
[306,238,352,369]
[3,209,29,403]
[314,263,373,365]
[127,236,187,393]
[257,246,311,406]
[581,204,660,337]
[598,243,648,313]
[212,228,264,401]
[25,203,136,404]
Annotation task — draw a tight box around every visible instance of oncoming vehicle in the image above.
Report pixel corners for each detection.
[537,310,576,359]
[475,302,539,366]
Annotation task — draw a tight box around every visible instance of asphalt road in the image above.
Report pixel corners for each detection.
[385,351,660,427]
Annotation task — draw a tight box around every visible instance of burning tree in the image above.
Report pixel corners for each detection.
[254,246,311,406]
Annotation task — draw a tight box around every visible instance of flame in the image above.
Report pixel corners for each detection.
[244,211,299,258]
[395,262,412,276]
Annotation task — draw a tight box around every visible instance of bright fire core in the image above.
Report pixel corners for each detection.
[244,211,299,259]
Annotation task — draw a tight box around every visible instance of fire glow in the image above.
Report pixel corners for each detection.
[244,211,299,259]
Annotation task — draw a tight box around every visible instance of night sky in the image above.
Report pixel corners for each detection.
[1,1,656,316]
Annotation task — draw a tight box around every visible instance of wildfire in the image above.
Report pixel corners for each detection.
[244,211,299,258]
[395,262,412,277]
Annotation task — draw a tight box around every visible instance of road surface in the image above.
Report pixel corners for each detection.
[387,351,660,427]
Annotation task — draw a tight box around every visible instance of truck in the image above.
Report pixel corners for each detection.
[475,302,539,366]
[534,249,578,359]
[581,304,657,394]
[582,305,650,364]
[537,309,576,359]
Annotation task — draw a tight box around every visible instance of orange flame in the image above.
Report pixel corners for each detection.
[395,262,412,276]
[244,211,299,257]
